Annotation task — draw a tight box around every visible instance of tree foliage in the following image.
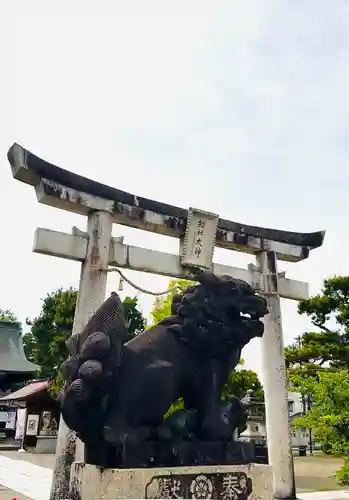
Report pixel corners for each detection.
[24,288,77,380]
[292,370,349,483]
[285,276,349,481]
[223,368,263,401]
[0,309,18,321]
[150,278,264,417]
[285,276,349,383]
[150,278,195,325]
[123,296,147,342]
[23,288,146,392]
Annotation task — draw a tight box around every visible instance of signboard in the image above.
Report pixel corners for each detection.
[181,208,219,270]
[26,414,40,436]
[5,410,16,430]
[15,408,27,440]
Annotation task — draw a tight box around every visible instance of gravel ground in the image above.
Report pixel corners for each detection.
[294,455,346,492]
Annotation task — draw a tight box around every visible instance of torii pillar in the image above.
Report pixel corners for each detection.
[7,143,325,500]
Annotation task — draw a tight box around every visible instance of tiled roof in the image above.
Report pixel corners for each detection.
[0,379,50,401]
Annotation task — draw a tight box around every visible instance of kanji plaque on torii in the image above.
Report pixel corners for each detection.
[7,143,325,500]
[181,207,219,269]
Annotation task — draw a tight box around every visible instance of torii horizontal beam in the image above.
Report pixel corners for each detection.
[33,228,309,301]
[8,143,325,262]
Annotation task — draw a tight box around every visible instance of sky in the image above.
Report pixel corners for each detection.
[0,1,348,380]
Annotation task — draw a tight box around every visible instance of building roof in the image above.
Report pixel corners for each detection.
[0,379,50,401]
[0,321,39,373]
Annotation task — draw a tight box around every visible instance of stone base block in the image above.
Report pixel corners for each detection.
[70,461,273,500]
[34,435,57,454]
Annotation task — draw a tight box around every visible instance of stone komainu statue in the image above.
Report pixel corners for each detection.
[60,269,268,468]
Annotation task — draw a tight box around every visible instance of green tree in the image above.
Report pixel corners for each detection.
[23,288,146,392]
[150,278,195,325]
[224,367,263,401]
[150,279,264,417]
[285,276,349,461]
[123,296,147,342]
[0,309,18,321]
[23,288,78,381]
[285,276,349,380]
[292,370,349,484]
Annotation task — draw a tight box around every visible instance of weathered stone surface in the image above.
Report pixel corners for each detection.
[71,462,273,500]
[34,436,57,454]
[33,228,310,300]
[7,143,326,262]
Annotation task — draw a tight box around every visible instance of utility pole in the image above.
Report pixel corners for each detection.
[296,336,307,416]
[295,334,313,455]
[307,395,313,455]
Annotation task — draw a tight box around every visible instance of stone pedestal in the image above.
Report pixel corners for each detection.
[71,461,273,500]
[35,435,57,454]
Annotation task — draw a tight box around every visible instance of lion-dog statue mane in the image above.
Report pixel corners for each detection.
[60,268,268,468]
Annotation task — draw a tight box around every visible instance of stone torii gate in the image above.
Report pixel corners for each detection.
[7,143,325,500]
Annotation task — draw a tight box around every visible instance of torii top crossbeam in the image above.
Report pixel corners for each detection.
[7,143,326,500]
[7,143,325,262]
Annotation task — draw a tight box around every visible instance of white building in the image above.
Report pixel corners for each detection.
[287,392,310,449]
[253,392,315,452]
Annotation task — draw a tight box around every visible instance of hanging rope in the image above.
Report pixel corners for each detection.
[104,267,181,296]
[102,267,279,297]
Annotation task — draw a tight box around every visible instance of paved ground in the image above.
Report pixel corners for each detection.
[0,452,53,500]
[0,450,348,499]
[301,493,349,500]
[0,483,32,500]
[1,451,55,469]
